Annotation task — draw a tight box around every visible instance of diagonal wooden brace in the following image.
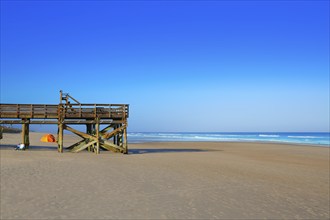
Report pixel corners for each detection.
[66,139,85,150]
[100,139,124,153]
[71,140,97,153]
[64,124,97,141]
[100,124,114,135]
[102,124,126,140]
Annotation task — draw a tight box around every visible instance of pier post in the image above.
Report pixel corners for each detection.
[21,119,30,148]
[113,124,116,145]
[123,125,128,154]
[95,118,100,154]
[86,124,92,152]
[58,122,64,153]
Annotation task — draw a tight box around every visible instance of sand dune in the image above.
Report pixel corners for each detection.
[1,132,329,219]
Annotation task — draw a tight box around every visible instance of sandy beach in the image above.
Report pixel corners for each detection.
[1,132,329,219]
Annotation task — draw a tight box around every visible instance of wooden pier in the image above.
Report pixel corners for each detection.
[0,91,129,154]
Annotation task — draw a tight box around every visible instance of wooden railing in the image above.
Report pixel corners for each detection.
[0,104,58,119]
[60,104,129,119]
[0,104,129,120]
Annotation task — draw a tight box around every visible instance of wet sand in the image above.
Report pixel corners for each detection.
[1,132,329,219]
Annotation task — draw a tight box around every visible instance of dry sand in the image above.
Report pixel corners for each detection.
[0,132,329,219]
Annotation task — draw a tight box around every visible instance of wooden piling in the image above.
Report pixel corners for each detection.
[58,122,63,153]
[86,124,92,152]
[123,125,128,154]
[21,119,30,148]
[95,118,100,154]
[113,124,117,145]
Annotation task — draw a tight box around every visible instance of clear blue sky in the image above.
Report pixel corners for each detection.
[1,0,329,132]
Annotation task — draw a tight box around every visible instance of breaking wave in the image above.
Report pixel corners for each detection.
[127,132,329,146]
[288,136,318,139]
[259,134,280,138]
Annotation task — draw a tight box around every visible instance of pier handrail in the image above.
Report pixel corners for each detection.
[0,103,129,119]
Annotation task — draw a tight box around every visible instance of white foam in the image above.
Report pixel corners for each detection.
[127,132,329,146]
[259,134,280,138]
[288,136,318,139]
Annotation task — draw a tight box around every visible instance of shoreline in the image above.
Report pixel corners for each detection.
[1,131,328,148]
[128,131,330,147]
[129,140,329,148]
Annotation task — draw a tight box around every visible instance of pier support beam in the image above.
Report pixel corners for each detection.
[86,124,93,152]
[123,125,128,154]
[21,119,30,148]
[95,119,100,154]
[57,122,64,153]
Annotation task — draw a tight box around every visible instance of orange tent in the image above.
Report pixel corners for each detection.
[40,134,56,143]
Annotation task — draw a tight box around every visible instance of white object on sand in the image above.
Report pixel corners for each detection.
[16,143,25,150]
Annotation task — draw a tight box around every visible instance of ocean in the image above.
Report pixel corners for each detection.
[127,132,330,147]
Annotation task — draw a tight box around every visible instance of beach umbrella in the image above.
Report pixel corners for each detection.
[40,134,56,143]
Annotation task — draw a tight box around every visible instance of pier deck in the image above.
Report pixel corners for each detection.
[0,91,129,154]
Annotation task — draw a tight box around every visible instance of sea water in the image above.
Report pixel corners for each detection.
[127,132,330,146]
